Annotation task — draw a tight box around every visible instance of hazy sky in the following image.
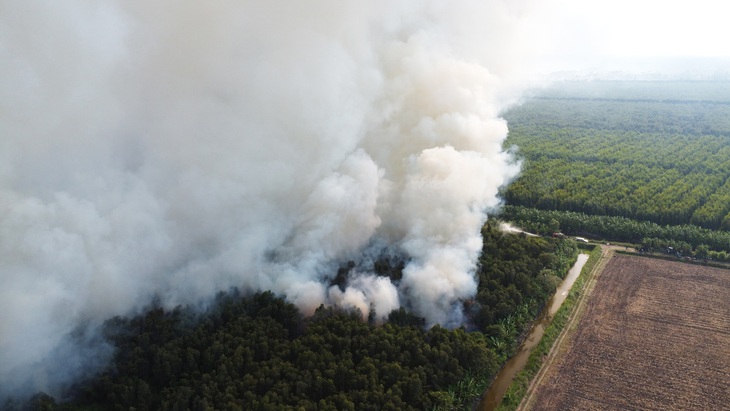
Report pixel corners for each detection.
[542,0,730,58]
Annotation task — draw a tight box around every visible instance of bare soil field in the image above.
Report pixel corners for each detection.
[526,254,730,410]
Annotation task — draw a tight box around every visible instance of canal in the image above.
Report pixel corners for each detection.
[476,253,589,411]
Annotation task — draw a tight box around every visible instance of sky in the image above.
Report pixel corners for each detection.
[528,0,730,75]
[542,0,730,57]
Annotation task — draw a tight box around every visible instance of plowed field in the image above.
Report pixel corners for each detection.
[528,254,730,410]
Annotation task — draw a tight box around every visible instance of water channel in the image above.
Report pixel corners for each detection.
[476,253,589,411]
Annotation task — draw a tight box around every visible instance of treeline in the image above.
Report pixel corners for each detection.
[501,205,730,254]
[639,237,730,261]
[8,222,578,411]
[535,81,730,102]
[506,98,730,136]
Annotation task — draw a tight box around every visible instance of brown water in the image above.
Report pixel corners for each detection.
[476,253,589,411]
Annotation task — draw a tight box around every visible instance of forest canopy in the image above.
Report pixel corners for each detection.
[5,221,578,411]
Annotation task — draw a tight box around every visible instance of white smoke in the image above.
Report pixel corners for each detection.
[0,0,539,397]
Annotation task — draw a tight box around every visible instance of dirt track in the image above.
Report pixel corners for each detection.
[521,252,730,410]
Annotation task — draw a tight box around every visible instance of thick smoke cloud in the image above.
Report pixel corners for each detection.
[0,0,537,397]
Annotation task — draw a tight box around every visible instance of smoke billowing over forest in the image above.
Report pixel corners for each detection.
[0,0,546,397]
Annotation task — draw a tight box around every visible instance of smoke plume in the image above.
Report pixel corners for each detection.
[0,0,538,398]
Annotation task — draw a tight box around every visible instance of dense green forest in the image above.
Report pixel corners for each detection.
[504,81,730,231]
[6,221,577,411]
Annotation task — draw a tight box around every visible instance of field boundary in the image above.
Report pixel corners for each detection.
[616,249,730,270]
[513,245,613,411]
